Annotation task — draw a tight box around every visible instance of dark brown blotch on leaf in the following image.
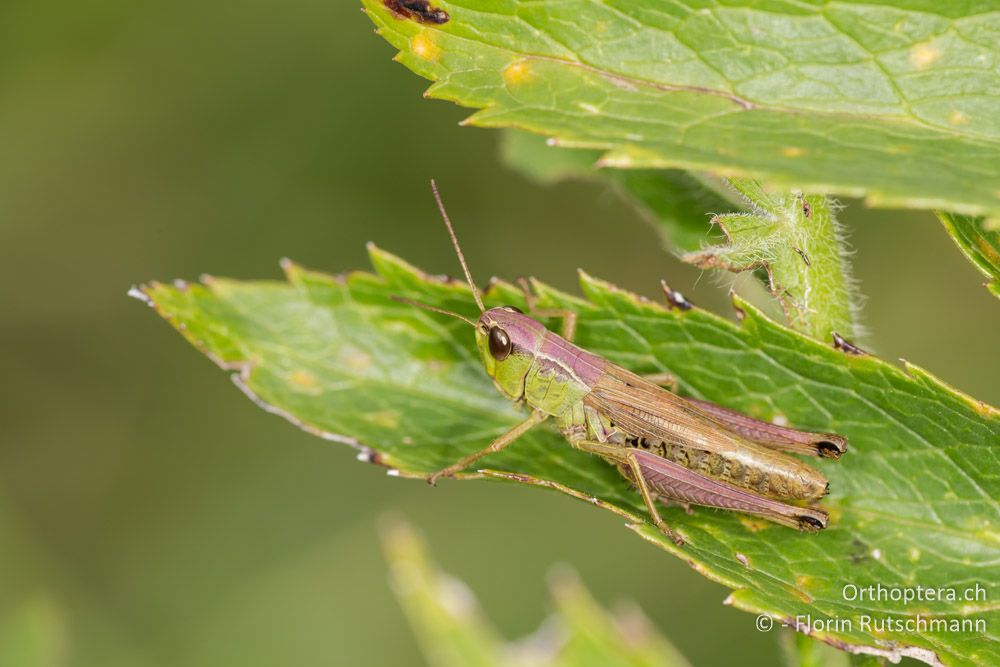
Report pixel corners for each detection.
[385,0,450,24]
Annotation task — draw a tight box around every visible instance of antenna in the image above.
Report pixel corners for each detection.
[431,179,485,312]
[389,295,476,327]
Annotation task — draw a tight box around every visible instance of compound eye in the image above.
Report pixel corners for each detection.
[488,326,512,361]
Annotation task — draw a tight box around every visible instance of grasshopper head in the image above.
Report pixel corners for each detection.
[475,306,546,400]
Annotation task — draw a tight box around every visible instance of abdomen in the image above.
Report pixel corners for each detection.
[634,438,828,502]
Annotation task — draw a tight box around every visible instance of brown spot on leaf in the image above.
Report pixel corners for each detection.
[847,539,870,564]
[356,448,385,466]
[385,0,449,24]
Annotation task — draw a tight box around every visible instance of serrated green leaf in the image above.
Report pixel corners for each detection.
[936,212,1000,300]
[382,518,692,667]
[363,0,1000,218]
[133,248,999,666]
[382,520,501,667]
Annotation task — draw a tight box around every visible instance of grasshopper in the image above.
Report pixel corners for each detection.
[396,182,847,546]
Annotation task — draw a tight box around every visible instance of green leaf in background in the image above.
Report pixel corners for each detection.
[382,517,693,667]
[500,129,735,254]
[0,595,66,667]
[937,212,1000,300]
[502,132,858,342]
[779,630,851,667]
[363,0,1000,219]
[133,247,999,666]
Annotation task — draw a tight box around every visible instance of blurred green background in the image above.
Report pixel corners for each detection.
[2,1,998,665]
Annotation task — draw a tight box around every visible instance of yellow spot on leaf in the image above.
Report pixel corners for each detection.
[411,32,440,62]
[426,359,451,374]
[598,153,633,167]
[976,236,1000,265]
[738,516,769,532]
[288,370,321,395]
[948,110,969,125]
[503,60,531,86]
[910,42,941,70]
[908,547,921,562]
[346,350,372,372]
[364,410,400,429]
[790,577,814,603]
[782,146,806,157]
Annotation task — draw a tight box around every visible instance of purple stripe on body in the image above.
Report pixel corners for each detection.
[538,330,607,387]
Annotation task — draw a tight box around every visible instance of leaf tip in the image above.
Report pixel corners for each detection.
[366,242,400,272]
[127,284,152,305]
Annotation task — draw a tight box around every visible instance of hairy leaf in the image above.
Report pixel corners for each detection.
[684,178,859,340]
[937,212,1000,300]
[132,248,999,666]
[363,0,1000,219]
